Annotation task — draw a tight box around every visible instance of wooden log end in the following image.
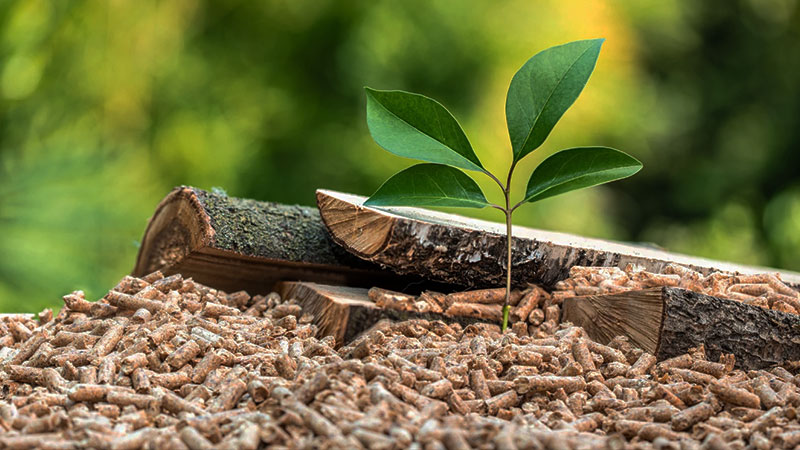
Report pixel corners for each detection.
[315,190,394,258]
[133,186,214,277]
[277,282,370,346]
[562,288,664,355]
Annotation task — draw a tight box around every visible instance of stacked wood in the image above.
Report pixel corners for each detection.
[2,273,800,449]
[316,189,800,289]
[555,264,800,315]
[132,186,413,295]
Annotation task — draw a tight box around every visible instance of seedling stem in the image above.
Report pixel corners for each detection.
[483,163,517,332]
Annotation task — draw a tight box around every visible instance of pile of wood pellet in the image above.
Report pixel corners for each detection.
[368,286,558,336]
[0,314,43,349]
[552,264,800,315]
[2,272,800,449]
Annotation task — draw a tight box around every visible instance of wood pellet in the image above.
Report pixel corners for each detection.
[0,272,799,449]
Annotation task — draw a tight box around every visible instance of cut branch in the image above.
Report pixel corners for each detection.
[133,187,408,294]
[316,189,800,289]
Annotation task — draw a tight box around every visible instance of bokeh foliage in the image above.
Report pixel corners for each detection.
[1,0,799,312]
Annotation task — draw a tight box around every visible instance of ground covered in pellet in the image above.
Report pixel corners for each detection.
[1,272,800,449]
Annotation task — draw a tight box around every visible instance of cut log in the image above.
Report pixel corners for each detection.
[562,287,800,370]
[133,187,408,294]
[317,189,800,289]
[276,282,486,347]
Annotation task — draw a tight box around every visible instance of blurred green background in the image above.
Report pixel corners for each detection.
[1,0,799,312]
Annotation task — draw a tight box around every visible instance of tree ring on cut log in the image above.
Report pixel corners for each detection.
[315,191,394,258]
[135,187,214,275]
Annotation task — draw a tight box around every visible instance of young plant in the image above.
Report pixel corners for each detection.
[363,39,643,331]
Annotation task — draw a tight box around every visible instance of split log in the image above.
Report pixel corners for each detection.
[276,282,486,346]
[316,190,800,289]
[562,287,800,370]
[133,187,406,294]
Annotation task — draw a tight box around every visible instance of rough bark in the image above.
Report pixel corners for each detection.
[133,187,405,294]
[317,190,800,289]
[658,288,800,370]
[562,287,800,370]
[276,282,486,347]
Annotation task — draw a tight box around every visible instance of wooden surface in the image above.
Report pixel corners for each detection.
[276,282,373,346]
[133,187,406,294]
[563,287,800,370]
[562,288,664,354]
[317,189,800,289]
[276,282,486,346]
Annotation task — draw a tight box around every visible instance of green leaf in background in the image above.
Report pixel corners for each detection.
[524,147,642,203]
[365,163,489,208]
[365,88,485,172]
[506,39,604,161]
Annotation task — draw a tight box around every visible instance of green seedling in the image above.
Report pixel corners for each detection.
[363,39,642,331]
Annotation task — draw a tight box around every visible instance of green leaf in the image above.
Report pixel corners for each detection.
[365,88,484,172]
[364,163,489,208]
[524,147,642,203]
[506,39,604,161]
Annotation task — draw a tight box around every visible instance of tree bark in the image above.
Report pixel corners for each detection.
[562,287,800,370]
[316,189,800,289]
[133,187,406,294]
[276,282,486,347]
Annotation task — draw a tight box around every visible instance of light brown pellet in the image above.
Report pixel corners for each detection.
[165,340,201,370]
[421,379,453,399]
[511,287,544,322]
[710,382,761,409]
[444,302,503,322]
[672,401,714,431]
[68,384,110,403]
[106,291,164,313]
[513,375,586,394]
[121,353,149,375]
[93,323,124,358]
